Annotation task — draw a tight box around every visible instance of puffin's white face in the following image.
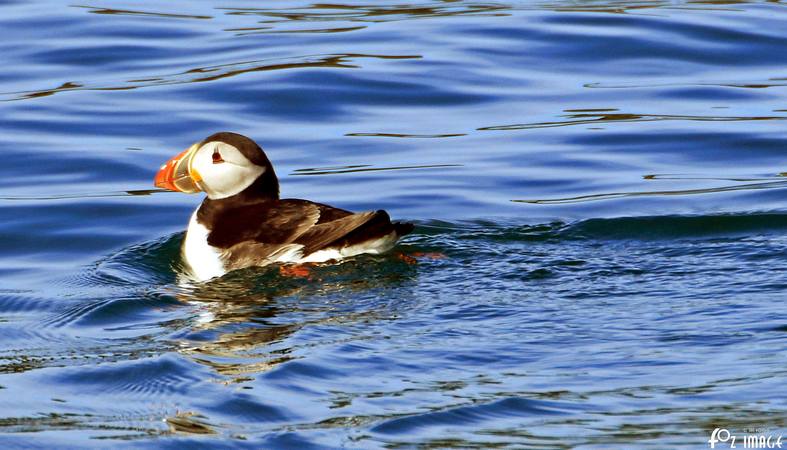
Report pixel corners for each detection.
[186,141,263,199]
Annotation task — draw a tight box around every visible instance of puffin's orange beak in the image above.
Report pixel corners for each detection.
[154,144,203,193]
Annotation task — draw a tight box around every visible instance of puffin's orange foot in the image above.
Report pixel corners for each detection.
[410,252,446,260]
[279,264,312,278]
[397,253,418,265]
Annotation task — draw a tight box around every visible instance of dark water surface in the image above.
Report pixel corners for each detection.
[2,0,787,448]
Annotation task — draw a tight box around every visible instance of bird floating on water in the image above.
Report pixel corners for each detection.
[154,132,413,281]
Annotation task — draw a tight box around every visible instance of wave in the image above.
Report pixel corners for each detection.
[417,211,787,242]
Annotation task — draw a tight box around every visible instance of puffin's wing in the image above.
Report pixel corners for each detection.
[206,199,393,263]
[206,200,321,248]
[294,210,382,255]
[222,241,296,270]
[218,210,386,270]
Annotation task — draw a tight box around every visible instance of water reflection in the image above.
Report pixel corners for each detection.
[1,54,421,102]
[480,112,786,131]
[165,412,217,435]
[219,3,511,27]
[73,5,213,20]
[171,256,418,379]
[515,174,787,204]
[292,163,463,176]
[345,132,467,138]
[0,189,160,201]
[586,79,787,89]
[534,0,758,13]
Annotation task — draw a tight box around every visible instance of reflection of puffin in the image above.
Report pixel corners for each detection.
[155,132,413,281]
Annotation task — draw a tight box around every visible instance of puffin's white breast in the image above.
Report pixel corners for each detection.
[182,211,226,281]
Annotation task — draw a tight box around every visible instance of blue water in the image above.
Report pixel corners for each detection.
[2,1,787,447]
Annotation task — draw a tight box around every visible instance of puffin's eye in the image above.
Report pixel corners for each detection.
[212,149,224,164]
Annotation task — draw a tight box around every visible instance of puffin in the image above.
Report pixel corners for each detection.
[154,132,414,281]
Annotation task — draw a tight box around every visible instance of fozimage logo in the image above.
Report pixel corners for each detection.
[708,428,783,449]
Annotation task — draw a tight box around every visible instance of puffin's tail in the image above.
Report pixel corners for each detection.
[336,211,413,249]
[393,221,414,237]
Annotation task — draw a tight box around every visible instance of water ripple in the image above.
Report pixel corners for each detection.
[480,112,786,131]
[0,53,422,102]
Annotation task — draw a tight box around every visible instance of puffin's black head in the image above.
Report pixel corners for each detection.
[155,132,279,200]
